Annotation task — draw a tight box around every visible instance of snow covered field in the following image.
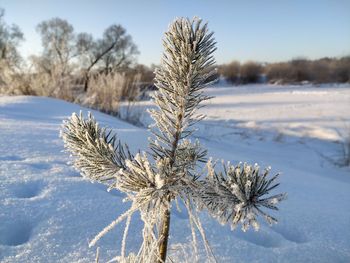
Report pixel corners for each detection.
[1,84,350,262]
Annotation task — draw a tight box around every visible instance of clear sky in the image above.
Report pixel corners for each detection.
[1,0,350,66]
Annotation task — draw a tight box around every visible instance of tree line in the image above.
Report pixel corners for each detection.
[219,57,350,85]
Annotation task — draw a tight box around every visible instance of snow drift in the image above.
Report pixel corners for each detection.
[0,85,350,262]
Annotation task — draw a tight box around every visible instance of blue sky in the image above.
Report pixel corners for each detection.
[1,0,350,66]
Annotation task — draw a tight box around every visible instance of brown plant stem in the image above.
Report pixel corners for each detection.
[158,208,171,262]
[158,111,183,262]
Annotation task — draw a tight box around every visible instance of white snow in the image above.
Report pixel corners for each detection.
[1,84,350,262]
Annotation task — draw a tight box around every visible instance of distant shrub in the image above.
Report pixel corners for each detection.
[240,61,263,84]
[310,58,332,83]
[332,57,350,83]
[133,64,155,84]
[290,58,311,82]
[0,63,34,95]
[83,72,141,114]
[218,61,240,83]
[219,61,263,84]
[9,64,73,103]
[265,62,292,84]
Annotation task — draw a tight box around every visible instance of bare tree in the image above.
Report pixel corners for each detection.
[77,24,138,92]
[219,61,240,83]
[0,8,25,95]
[76,33,106,92]
[36,17,76,75]
[0,8,24,69]
[100,25,138,72]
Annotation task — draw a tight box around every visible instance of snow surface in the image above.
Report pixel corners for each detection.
[1,84,350,262]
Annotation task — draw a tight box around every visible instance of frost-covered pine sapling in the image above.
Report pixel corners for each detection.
[61,17,287,262]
